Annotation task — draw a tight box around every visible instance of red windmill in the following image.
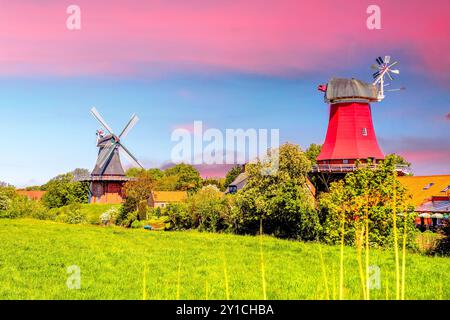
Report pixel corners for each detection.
[314,56,404,173]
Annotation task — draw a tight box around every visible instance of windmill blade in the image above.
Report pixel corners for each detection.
[119,143,144,169]
[387,61,398,69]
[376,57,384,65]
[386,71,394,81]
[373,71,381,78]
[384,55,391,64]
[97,143,117,171]
[386,87,406,92]
[90,107,114,134]
[390,69,400,74]
[119,114,139,139]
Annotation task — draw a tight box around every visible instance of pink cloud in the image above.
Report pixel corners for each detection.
[382,136,450,175]
[446,113,450,121]
[1,0,449,79]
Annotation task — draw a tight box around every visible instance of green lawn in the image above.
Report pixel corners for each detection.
[0,219,448,300]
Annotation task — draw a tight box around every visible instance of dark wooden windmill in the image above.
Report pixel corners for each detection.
[87,107,144,204]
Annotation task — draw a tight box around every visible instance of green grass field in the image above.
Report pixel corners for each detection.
[0,219,448,300]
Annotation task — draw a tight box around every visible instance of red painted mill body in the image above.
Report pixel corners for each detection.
[317,101,384,165]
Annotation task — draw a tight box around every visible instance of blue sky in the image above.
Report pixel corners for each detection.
[0,0,449,186]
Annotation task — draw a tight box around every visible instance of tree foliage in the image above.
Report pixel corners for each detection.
[41,172,89,209]
[119,172,155,224]
[162,163,202,193]
[224,165,243,188]
[305,143,322,165]
[231,143,320,240]
[319,158,417,248]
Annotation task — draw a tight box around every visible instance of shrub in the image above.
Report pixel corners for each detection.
[434,220,450,256]
[41,173,89,209]
[164,202,191,230]
[131,220,144,229]
[99,207,118,226]
[318,158,417,248]
[187,185,231,232]
[54,203,86,224]
[0,193,12,217]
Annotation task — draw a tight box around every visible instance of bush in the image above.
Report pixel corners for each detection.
[318,159,417,248]
[434,220,450,256]
[54,203,86,224]
[41,173,89,209]
[164,202,192,230]
[0,193,12,218]
[131,220,144,229]
[99,207,118,226]
[188,185,231,232]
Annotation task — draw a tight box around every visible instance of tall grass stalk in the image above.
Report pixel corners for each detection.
[364,206,370,300]
[331,265,337,300]
[176,248,182,300]
[339,207,345,300]
[222,248,230,300]
[259,219,267,300]
[392,188,400,300]
[401,212,407,300]
[385,273,389,300]
[318,244,330,300]
[356,227,367,299]
[142,262,147,300]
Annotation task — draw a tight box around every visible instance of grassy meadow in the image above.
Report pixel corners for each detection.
[0,218,448,300]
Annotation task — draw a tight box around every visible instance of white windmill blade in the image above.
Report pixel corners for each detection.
[384,55,391,64]
[390,69,400,74]
[119,143,144,169]
[386,71,394,81]
[119,114,139,139]
[387,61,398,69]
[91,107,114,135]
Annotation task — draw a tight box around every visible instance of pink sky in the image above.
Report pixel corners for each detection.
[1,0,449,79]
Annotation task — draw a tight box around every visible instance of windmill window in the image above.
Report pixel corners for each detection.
[423,183,435,190]
[362,128,368,136]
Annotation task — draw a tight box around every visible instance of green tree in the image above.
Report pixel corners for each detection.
[188,185,231,232]
[231,143,320,240]
[202,177,226,192]
[305,143,322,165]
[119,172,155,224]
[163,163,202,193]
[41,173,89,209]
[319,158,416,248]
[224,165,243,188]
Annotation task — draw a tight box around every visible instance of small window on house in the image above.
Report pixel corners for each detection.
[441,186,450,192]
[362,128,368,136]
[343,159,349,164]
[161,203,165,208]
[423,183,435,190]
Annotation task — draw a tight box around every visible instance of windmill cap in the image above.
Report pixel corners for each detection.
[324,78,378,103]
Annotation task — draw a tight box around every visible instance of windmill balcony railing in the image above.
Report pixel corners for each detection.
[311,163,411,175]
